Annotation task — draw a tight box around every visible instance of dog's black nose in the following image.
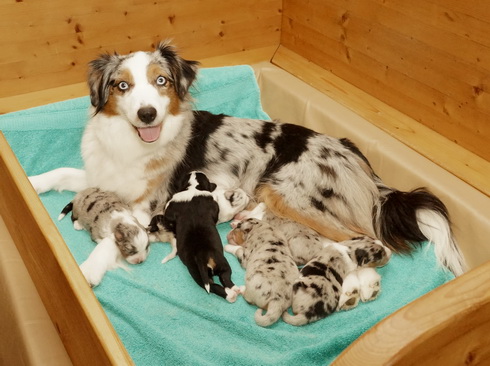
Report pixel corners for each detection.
[138,107,157,124]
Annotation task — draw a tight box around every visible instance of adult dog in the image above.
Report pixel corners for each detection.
[29,41,465,276]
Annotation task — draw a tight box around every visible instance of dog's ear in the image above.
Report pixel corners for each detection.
[155,40,200,100]
[88,53,122,114]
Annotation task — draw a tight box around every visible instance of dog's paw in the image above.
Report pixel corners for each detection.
[79,261,105,288]
[28,174,51,194]
[338,272,360,311]
[358,268,381,302]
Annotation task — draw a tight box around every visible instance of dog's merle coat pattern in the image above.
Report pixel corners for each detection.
[29,41,465,276]
[150,171,240,302]
[226,218,300,327]
[283,237,391,326]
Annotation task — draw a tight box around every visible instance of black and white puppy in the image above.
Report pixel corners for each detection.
[283,237,391,326]
[150,171,240,302]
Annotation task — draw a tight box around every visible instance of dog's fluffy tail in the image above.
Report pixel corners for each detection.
[254,300,284,327]
[282,311,309,326]
[374,186,466,276]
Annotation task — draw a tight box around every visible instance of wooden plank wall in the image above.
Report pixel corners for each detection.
[281,0,490,162]
[0,0,281,99]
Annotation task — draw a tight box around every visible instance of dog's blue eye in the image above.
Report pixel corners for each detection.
[156,76,167,86]
[118,81,129,91]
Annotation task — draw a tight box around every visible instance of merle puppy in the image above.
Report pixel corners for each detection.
[283,237,391,326]
[150,171,240,302]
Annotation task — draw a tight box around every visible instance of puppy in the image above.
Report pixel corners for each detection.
[150,171,240,302]
[226,218,299,326]
[233,203,331,265]
[282,237,391,326]
[59,187,149,286]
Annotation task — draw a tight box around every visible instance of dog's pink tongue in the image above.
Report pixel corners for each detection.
[137,125,162,143]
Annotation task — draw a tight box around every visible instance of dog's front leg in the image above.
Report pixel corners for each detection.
[79,237,124,287]
[29,167,87,194]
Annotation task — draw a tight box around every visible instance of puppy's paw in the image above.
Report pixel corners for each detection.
[338,272,360,311]
[225,287,240,303]
[358,268,381,302]
[161,252,177,264]
[73,220,83,231]
[224,244,239,255]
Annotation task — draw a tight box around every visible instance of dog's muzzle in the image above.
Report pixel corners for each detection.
[136,107,162,143]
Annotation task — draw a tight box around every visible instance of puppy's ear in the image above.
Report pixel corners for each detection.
[148,214,164,233]
[156,40,200,100]
[209,182,217,192]
[113,223,126,243]
[88,53,122,114]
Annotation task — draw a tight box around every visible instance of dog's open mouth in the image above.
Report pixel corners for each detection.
[136,124,162,143]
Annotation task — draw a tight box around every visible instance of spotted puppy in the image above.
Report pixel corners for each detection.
[150,171,240,302]
[282,237,391,326]
[59,187,149,286]
[226,218,299,327]
[233,203,331,265]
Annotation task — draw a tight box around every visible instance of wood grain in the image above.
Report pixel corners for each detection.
[0,0,281,98]
[0,45,277,114]
[0,133,134,366]
[333,259,490,365]
[282,0,490,161]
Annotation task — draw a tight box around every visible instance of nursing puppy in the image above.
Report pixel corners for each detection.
[283,237,391,326]
[150,171,240,302]
[59,187,149,286]
[233,203,330,265]
[226,218,299,327]
[29,40,465,276]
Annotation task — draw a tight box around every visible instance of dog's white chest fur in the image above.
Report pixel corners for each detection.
[82,110,188,203]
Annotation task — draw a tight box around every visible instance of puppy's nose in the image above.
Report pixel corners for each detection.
[138,107,157,124]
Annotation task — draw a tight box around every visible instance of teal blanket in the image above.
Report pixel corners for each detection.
[0,66,453,365]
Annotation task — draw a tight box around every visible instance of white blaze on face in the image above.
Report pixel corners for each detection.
[119,52,171,142]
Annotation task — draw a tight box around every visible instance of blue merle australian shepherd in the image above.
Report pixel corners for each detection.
[29,40,465,276]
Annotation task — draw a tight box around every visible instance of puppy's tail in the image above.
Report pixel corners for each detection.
[374,186,466,276]
[196,261,211,293]
[282,311,309,326]
[58,202,73,221]
[254,299,285,327]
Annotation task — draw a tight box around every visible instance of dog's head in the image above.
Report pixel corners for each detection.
[226,218,261,246]
[88,40,199,143]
